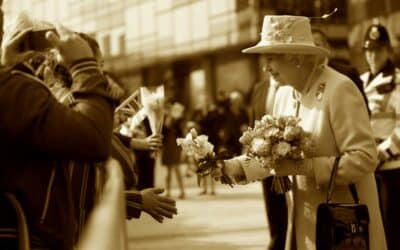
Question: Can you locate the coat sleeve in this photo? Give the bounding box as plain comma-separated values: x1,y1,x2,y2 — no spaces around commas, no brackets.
125,190,142,219
0,68,113,161
376,85,400,155
307,80,378,186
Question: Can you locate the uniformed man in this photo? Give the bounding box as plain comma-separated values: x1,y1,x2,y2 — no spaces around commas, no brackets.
361,23,400,250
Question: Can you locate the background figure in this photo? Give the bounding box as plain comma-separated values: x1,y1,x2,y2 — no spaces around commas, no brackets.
162,101,186,199
360,23,400,250
129,118,161,190
312,28,370,115
196,103,223,195
180,120,200,178
249,74,287,250
224,91,249,156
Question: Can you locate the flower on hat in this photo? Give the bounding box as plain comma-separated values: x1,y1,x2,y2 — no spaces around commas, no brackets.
266,17,296,44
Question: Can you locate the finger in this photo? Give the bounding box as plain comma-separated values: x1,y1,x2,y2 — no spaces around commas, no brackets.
149,138,162,143
155,207,174,218
158,202,178,214
221,175,234,186
46,30,61,48
18,51,35,63
152,188,165,194
7,28,32,47
157,195,176,204
149,212,164,223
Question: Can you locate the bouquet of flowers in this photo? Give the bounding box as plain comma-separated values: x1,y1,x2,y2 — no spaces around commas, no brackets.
239,115,313,193
177,128,222,186
140,85,165,135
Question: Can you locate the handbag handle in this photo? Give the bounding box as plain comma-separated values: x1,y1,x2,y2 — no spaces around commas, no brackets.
326,156,360,204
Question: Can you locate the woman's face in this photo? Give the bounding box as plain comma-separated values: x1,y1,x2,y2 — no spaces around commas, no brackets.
263,54,298,85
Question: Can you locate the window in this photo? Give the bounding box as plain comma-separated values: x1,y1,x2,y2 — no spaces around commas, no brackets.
102,34,111,57
191,0,209,40
118,33,125,55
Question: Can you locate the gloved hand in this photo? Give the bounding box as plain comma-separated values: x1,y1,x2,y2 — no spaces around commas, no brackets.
211,158,246,185
140,188,177,223
46,24,95,67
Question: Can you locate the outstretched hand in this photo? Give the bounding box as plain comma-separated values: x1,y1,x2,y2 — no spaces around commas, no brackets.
140,188,177,223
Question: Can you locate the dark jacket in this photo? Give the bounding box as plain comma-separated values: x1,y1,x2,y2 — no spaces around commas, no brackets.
0,62,113,250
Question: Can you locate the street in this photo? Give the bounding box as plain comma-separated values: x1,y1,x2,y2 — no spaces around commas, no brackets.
127,167,270,250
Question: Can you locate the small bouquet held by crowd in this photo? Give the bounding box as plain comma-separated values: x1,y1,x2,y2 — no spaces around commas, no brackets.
140,85,165,135
239,115,313,193
177,129,229,186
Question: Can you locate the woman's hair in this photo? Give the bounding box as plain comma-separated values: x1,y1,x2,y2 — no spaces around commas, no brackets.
283,54,324,68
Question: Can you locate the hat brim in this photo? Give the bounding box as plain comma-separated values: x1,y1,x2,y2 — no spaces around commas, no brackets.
242,43,330,56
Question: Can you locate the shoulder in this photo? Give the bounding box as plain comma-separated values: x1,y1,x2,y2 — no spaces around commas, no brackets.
0,71,52,104
323,67,360,94
318,67,365,110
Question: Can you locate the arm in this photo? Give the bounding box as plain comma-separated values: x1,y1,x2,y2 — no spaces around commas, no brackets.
125,188,177,223
0,67,113,161
221,81,378,186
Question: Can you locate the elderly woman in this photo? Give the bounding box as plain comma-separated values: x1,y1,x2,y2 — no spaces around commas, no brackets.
216,15,386,250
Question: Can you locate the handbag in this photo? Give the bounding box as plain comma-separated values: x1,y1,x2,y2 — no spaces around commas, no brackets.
316,157,370,250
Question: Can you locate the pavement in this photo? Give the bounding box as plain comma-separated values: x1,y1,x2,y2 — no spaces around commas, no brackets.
127,164,270,250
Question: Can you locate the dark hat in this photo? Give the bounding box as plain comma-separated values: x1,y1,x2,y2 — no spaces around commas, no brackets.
363,24,391,49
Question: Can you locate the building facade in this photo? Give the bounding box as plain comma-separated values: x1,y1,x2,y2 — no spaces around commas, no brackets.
3,0,399,110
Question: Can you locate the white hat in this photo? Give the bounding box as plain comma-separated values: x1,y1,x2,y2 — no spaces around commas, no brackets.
242,15,329,56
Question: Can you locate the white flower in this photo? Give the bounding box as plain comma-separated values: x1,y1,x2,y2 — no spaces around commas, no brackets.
250,138,271,157
283,126,302,141
273,141,291,158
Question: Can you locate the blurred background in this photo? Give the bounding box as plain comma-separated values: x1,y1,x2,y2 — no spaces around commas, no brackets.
1,0,400,111
1,1,400,249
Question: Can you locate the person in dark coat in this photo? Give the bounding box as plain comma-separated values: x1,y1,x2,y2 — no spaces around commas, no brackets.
0,19,114,250
249,77,287,250
162,101,186,198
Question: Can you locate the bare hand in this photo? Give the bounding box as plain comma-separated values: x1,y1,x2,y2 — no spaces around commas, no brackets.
46,24,95,67
130,134,163,151
1,28,35,66
140,188,177,223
